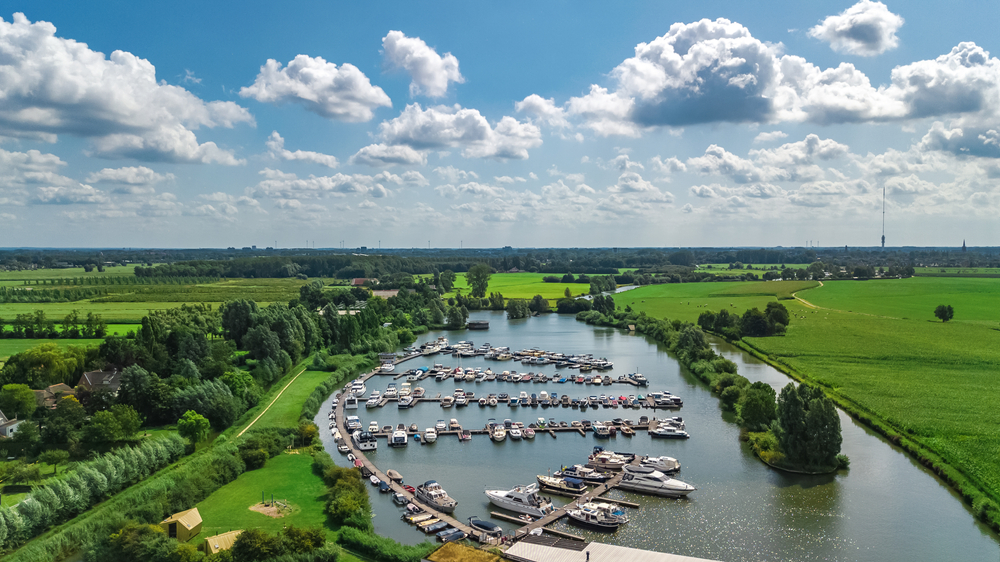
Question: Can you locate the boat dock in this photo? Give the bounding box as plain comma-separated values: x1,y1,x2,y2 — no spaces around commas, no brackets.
334,387,486,544
505,534,724,562
511,455,645,540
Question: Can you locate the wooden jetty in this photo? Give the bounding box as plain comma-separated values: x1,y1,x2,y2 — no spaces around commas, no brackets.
490,511,583,541
334,385,486,544
509,455,645,540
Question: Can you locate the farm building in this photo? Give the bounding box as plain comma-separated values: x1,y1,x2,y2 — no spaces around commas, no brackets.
77,369,123,396
32,383,76,410
0,410,23,437
160,507,202,542
202,530,242,554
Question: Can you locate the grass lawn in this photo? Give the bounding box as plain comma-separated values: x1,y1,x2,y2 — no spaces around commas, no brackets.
0,266,140,280
617,280,817,323
629,276,1000,509
254,370,331,428
194,452,330,543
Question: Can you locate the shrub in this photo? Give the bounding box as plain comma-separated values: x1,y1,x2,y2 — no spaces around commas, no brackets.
336,527,435,562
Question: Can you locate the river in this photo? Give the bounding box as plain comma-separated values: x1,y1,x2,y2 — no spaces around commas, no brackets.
316,311,998,561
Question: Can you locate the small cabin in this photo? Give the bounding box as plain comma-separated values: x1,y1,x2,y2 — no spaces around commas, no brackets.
160,507,202,542
202,529,242,554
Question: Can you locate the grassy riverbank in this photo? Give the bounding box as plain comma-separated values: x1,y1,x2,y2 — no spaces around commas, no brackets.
628,276,1000,529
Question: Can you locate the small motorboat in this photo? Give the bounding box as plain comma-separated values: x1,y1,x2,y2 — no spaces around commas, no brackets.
353,459,363,468
370,475,381,486
347,453,356,462
403,485,416,494
338,444,350,453
386,469,403,482
379,481,391,493
509,428,522,440
459,430,473,441
393,492,408,505
524,427,535,439
468,516,502,537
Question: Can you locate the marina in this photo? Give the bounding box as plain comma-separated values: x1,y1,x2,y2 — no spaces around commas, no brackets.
317,311,1000,561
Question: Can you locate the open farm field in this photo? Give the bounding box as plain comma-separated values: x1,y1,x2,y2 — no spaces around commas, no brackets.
445,272,589,301
0,266,140,280
619,280,818,323
0,302,217,324
0,338,104,360
194,452,331,542
629,276,1000,509
915,267,1000,278
802,278,1000,325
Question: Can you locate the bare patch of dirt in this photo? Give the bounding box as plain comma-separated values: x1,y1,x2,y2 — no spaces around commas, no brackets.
249,502,289,518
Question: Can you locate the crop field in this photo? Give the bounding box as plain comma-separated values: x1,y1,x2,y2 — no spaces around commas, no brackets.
445,272,589,301
0,265,141,280
618,280,818,323
194,452,332,542
629,276,1000,505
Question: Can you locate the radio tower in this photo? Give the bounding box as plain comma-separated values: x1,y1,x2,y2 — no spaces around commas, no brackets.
881,186,885,249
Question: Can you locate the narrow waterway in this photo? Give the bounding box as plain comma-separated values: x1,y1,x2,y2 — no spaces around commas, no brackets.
316,311,998,561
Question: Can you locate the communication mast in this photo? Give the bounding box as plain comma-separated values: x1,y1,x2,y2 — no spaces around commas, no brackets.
881,186,886,249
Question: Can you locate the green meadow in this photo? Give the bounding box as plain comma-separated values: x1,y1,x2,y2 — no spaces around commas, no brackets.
444,272,590,301
628,276,1000,511
619,280,818,323
194,452,331,541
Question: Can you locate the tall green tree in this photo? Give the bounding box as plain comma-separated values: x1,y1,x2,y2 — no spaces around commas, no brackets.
0,384,37,420
739,382,777,432
439,270,456,293
804,396,842,468
111,404,144,438
177,410,210,446
776,383,807,464
934,304,954,322
38,449,69,474
466,263,491,298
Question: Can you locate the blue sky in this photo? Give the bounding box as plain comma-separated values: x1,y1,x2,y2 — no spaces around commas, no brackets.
1,1,999,248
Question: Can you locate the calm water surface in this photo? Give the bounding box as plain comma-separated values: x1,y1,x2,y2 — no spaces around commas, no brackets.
316,311,998,561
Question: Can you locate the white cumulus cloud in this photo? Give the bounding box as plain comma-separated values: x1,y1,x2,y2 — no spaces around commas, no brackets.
349,143,428,167
809,1,904,57
0,13,253,164
240,55,391,122
382,31,464,98
378,104,542,160
266,132,339,168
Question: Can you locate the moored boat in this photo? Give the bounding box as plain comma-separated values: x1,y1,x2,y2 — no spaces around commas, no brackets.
484,483,555,517
415,480,458,513
617,465,695,497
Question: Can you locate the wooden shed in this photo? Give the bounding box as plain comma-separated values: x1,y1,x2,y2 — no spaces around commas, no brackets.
202,530,242,554
160,507,202,542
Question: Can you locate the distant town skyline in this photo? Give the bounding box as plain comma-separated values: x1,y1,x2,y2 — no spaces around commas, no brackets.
1,1,998,248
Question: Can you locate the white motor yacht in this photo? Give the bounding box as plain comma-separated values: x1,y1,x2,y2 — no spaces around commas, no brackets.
380,363,395,373
586,448,630,471
344,394,359,410
384,384,397,398
491,425,507,442
390,429,408,447
592,422,610,437
423,428,438,443
485,483,555,517
435,419,448,431
642,455,681,473
416,480,458,513
352,430,377,451
617,465,695,497
649,425,690,439
441,396,455,408
509,428,522,440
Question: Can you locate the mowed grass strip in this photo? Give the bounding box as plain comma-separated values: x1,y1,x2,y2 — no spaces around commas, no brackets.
194,453,330,542
253,370,332,428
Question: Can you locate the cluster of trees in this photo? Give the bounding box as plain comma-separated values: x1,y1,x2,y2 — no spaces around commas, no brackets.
0,311,108,339
0,287,109,305
0,436,186,551
698,302,790,339
576,307,845,473
591,294,615,316
505,299,531,319
3,396,146,458
0,344,98,388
